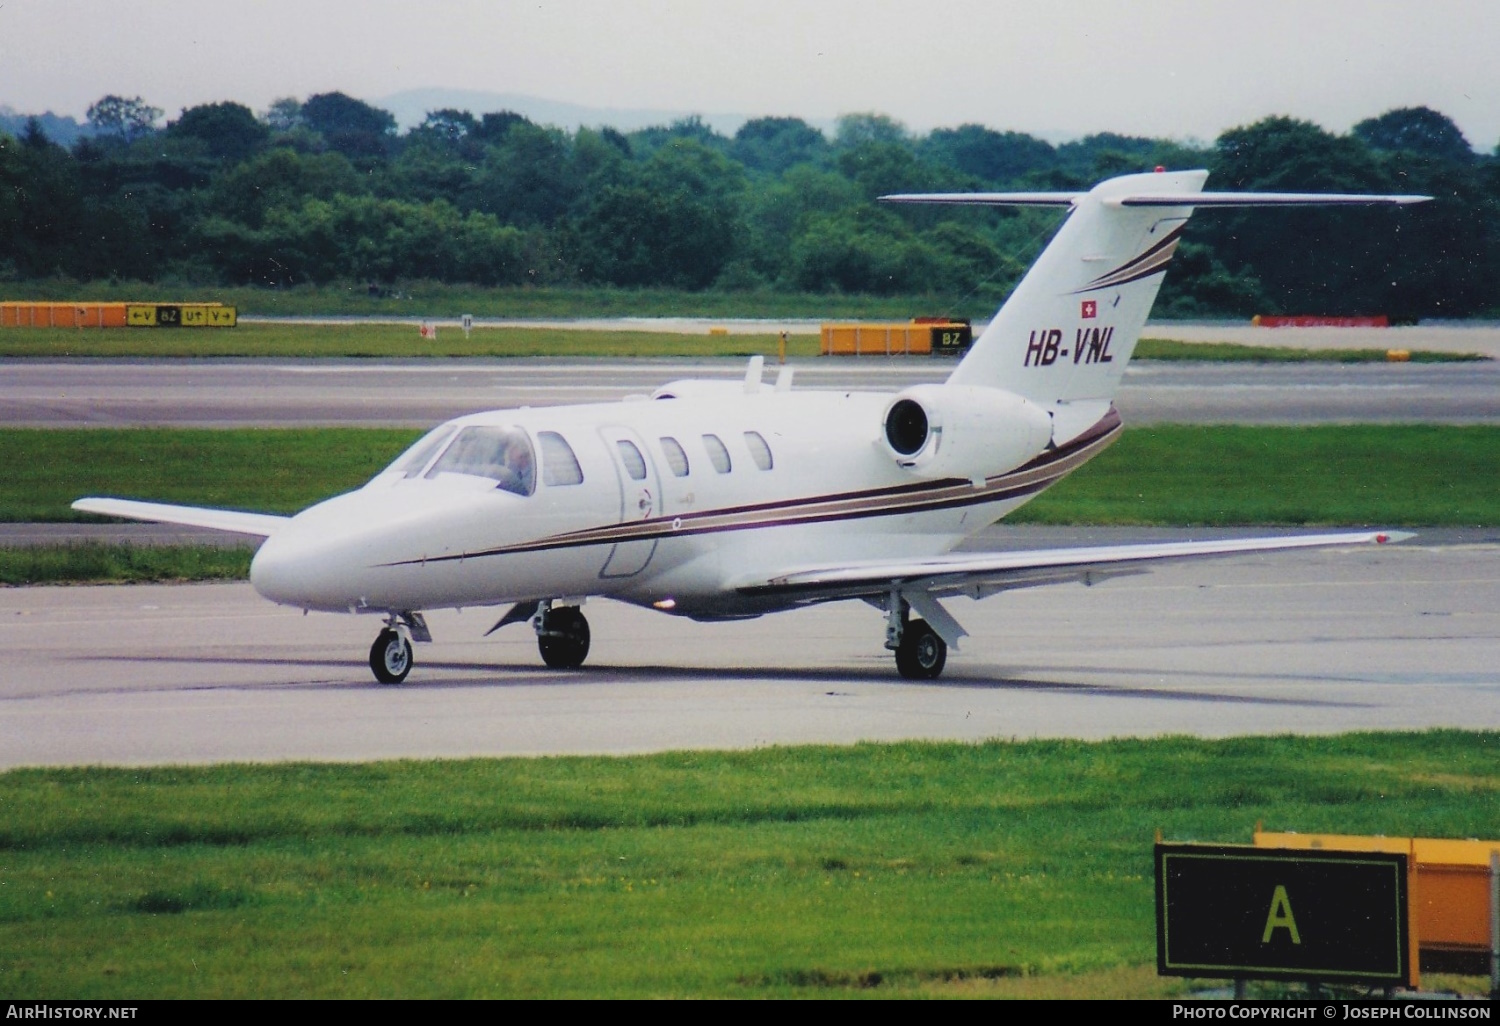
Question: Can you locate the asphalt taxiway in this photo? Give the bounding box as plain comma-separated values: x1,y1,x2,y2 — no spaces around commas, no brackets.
2,356,1498,427
3,530,1496,768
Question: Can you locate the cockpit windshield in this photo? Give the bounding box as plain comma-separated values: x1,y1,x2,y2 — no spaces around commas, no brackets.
383,425,457,479
424,425,536,496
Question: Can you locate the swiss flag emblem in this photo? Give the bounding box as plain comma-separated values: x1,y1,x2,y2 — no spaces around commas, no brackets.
1081,300,1097,319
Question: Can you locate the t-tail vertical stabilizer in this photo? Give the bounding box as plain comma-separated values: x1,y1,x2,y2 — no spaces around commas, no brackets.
947,170,1204,409
881,171,1429,442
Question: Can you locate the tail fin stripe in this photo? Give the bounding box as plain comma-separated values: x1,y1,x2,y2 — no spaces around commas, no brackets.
1074,223,1185,293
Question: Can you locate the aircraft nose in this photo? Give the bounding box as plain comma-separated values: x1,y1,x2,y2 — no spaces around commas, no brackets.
249,532,308,607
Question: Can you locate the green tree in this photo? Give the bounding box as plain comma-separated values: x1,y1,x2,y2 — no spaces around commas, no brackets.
300,92,396,163
468,122,579,226
168,102,269,162
204,148,361,228
1353,107,1474,163
573,183,734,288
922,125,1055,184
1204,117,1397,316
85,95,161,142
834,113,908,149
731,117,828,174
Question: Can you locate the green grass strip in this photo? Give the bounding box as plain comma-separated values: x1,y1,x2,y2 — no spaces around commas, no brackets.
0,733,1494,998
0,544,251,585
8,428,420,520
0,323,1483,361
1011,424,1500,526
1135,338,1486,362
13,425,1500,528
0,324,820,359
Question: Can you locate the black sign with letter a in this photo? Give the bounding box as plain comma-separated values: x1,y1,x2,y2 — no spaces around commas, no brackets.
1155,844,1411,985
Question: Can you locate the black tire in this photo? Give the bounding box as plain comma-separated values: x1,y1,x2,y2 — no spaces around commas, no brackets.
370,628,413,684
538,606,590,669
894,619,946,680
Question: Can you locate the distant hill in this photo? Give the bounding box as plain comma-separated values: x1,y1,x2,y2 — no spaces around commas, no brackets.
378,88,836,138
0,106,91,146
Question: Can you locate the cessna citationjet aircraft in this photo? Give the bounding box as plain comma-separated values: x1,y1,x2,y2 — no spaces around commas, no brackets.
75,170,1428,683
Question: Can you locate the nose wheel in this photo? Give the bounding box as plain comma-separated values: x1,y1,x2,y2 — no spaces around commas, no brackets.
370,628,413,684
537,605,590,669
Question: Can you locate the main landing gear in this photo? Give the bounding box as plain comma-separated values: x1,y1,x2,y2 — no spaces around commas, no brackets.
484,599,593,670
884,595,948,680
534,603,590,669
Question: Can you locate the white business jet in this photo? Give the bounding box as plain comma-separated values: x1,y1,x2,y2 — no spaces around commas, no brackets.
74,170,1428,683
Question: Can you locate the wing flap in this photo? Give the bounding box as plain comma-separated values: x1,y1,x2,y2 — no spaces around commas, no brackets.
72,498,290,538
735,530,1413,602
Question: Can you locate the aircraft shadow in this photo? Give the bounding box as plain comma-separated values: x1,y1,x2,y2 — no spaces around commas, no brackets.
97,653,1363,707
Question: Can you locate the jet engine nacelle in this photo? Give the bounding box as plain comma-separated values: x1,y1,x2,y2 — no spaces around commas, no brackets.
881,384,1053,479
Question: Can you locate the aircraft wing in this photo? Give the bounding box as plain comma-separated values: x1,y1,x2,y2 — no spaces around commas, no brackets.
71,498,290,538
733,530,1413,605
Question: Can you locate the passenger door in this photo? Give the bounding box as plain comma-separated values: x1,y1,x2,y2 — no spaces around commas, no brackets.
597,426,661,578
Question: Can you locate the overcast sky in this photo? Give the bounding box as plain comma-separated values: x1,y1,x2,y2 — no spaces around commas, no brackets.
3,0,1497,149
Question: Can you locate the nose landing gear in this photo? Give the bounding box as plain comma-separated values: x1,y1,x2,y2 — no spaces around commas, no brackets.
370,628,412,684
367,612,430,684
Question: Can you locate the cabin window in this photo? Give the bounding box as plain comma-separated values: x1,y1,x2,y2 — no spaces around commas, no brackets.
702,433,732,474
386,425,456,479
425,425,536,495
744,431,773,471
616,440,648,481
659,436,689,477
539,431,584,486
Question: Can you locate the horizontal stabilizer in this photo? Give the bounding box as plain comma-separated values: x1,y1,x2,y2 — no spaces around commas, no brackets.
735,530,1414,603
72,497,290,537
1116,192,1431,207
881,191,1430,208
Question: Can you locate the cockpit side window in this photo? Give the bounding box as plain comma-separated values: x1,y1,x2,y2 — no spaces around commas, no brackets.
386,425,457,479
424,425,536,496
538,431,584,486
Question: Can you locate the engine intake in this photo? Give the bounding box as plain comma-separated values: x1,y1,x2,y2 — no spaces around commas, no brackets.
880,385,1053,479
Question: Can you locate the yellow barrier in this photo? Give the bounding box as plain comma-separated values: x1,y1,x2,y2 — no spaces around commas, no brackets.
821,321,972,357
2,302,234,328
2,302,127,328
1255,829,1500,981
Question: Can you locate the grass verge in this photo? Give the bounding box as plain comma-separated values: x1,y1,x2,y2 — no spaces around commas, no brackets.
0,733,1494,998
1134,338,1486,362
0,323,1485,361
0,324,818,359
0,544,252,585
11,425,1499,526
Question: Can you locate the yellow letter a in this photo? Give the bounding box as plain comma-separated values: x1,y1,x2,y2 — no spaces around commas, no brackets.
1261,884,1301,944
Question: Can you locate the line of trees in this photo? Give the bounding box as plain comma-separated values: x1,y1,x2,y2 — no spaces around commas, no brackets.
2,92,1497,319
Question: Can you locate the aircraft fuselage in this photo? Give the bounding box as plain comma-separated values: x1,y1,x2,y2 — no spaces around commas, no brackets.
248,386,1104,620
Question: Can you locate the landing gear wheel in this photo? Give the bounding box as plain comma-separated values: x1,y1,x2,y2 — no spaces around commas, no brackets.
538,606,590,669
370,628,413,684
895,619,946,680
